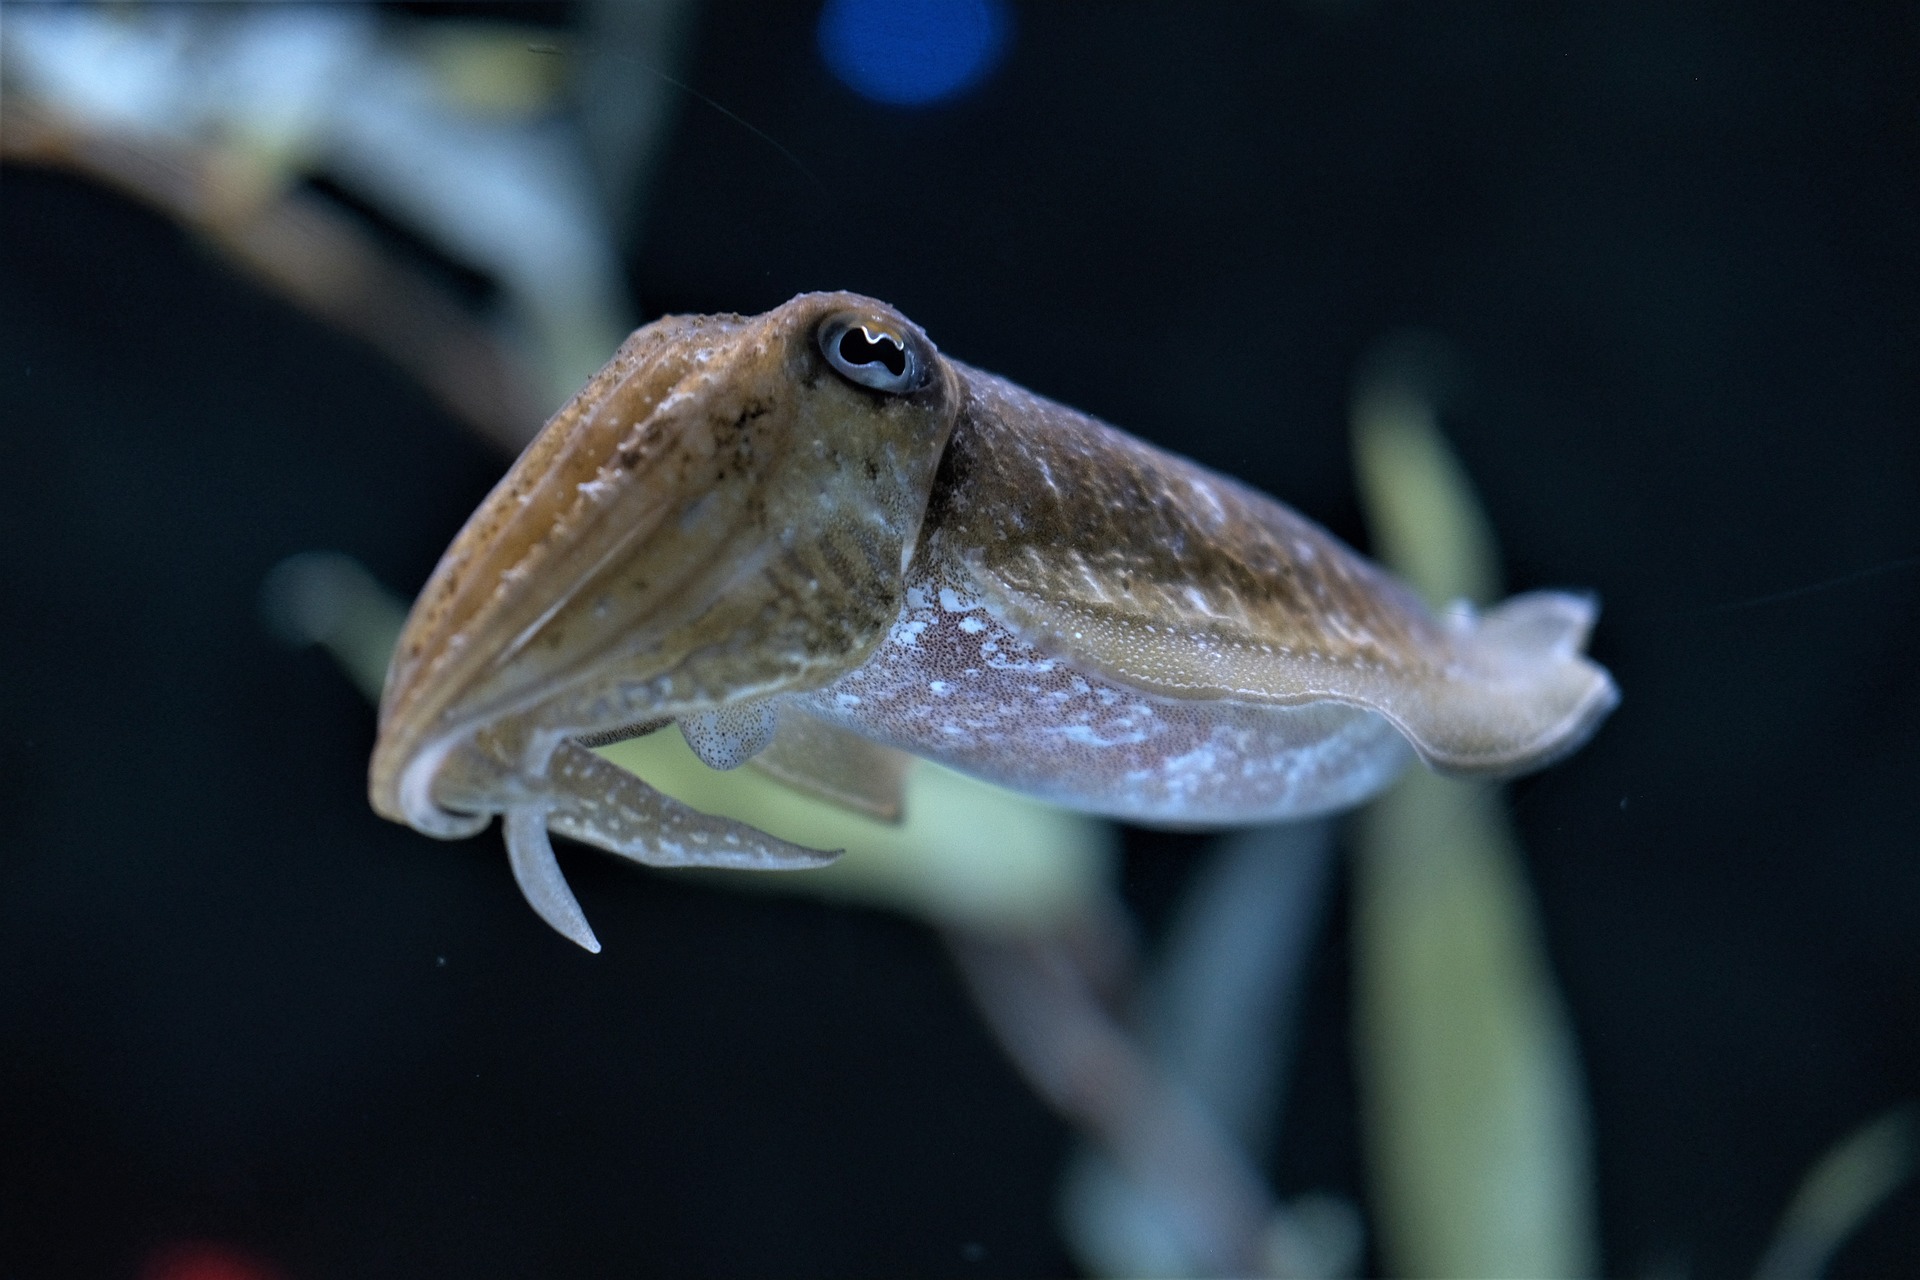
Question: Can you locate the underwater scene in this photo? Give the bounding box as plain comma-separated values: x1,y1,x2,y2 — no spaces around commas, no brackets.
2,2,1915,1276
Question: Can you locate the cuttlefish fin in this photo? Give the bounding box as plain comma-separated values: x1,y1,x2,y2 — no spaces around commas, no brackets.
748,708,913,823
968,549,1617,780
1385,591,1619,775
501,740,839,951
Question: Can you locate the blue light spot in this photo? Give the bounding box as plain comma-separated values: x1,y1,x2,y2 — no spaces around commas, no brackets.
817,0,1010,108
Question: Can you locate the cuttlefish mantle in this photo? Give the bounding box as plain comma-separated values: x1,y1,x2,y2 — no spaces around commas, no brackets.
369,291,1618,951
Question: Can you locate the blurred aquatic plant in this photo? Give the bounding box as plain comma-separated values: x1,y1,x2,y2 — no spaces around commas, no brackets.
1056,820,1363,1279
597,729,1114,935
1752,1106,1916,1280
1,0,672,448
261,553,409,705
1349,335,1600,1278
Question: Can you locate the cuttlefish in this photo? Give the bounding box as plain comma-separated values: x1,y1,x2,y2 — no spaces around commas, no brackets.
370,292,1618,952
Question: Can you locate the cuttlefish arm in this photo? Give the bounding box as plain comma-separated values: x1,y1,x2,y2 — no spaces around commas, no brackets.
932,363,1619,776
369,294,962,949
509,739,848,953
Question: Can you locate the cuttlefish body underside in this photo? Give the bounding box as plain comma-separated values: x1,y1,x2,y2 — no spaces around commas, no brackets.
369,292,1618,952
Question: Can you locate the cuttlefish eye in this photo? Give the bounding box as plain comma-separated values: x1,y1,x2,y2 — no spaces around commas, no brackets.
818,313,926,393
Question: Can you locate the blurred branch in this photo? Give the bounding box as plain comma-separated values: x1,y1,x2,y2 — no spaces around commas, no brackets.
1753,1105,1916,1280
950,925,1283,1277
260,552,410,703
2,87,544,453
1057,823,1361,1279
1,3,683,452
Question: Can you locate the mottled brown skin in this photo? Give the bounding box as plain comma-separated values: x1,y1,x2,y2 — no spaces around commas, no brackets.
369,291,1616,951
929,369,1615,775
935,365,1442,682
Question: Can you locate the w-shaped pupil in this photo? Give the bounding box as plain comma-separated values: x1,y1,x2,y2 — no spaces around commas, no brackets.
839,327,908,377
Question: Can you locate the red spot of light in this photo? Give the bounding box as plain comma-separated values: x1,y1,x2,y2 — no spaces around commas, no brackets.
141,1240,289,1280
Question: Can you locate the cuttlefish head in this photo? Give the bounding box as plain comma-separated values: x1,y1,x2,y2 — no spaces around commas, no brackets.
368,292,961,948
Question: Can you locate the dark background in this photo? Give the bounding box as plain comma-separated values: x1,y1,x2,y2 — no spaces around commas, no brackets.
3,1,1917,1276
